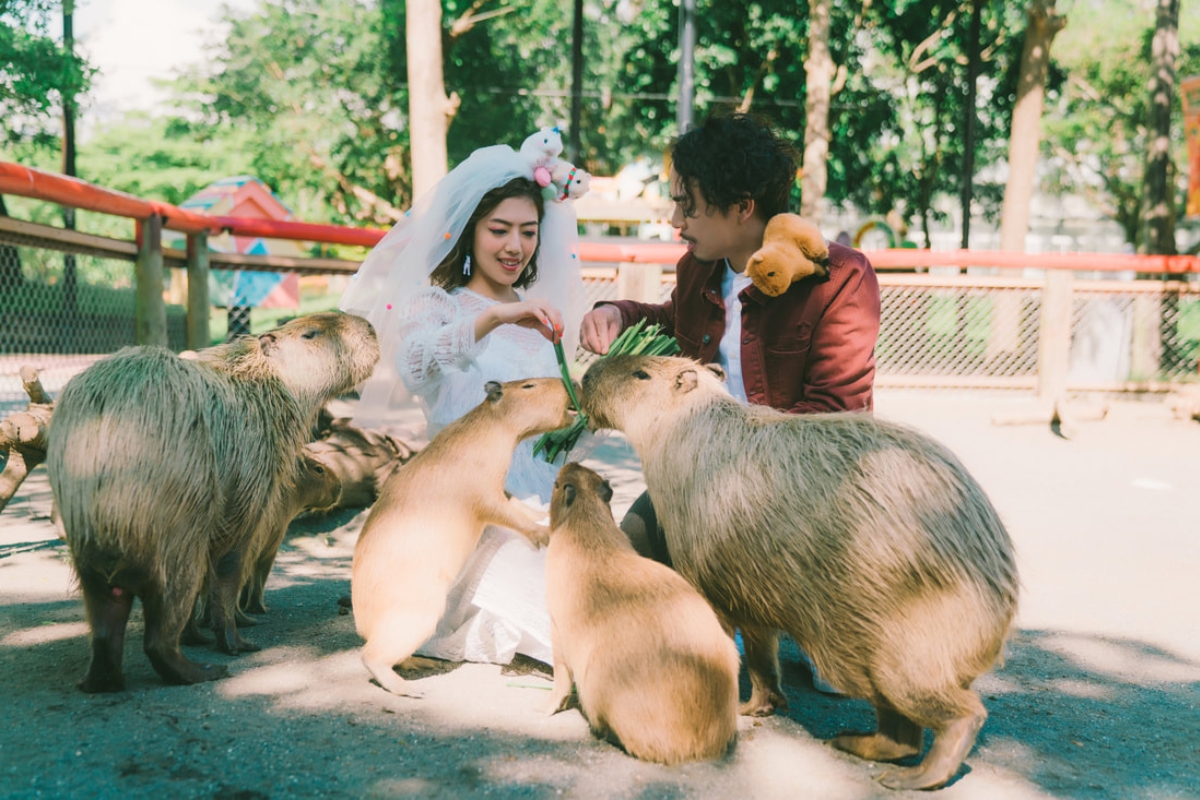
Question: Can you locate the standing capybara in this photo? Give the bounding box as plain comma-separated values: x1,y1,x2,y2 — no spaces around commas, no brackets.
352,377,573,697
580,355,1018,791
545,462,739,765
47,312,378,692
239,451,344,617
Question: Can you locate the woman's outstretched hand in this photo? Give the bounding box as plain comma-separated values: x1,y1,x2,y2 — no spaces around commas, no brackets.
477,299,564,344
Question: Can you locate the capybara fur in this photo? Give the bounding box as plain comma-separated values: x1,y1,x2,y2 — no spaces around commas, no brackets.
47,312,378,692
306,416,416,509
239,451,343,616
580,355,1018,791
545,463,739,765
352,377,574,696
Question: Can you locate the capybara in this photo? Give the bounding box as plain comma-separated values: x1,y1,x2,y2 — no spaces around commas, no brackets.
47,312,378,692
545,462,739,765
239,451,343,616
352,377,573,697
580,355,1018,791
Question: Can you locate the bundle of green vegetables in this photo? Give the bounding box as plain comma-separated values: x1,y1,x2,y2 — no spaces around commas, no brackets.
533,318,681,463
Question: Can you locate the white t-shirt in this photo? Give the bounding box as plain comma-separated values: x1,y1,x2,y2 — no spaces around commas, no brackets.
716,260,753,404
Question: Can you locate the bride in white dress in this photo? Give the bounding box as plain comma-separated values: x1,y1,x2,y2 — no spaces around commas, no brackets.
340,133,587,667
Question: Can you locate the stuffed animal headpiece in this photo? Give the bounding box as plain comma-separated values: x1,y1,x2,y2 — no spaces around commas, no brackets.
550,160,590,202
745,213,830,297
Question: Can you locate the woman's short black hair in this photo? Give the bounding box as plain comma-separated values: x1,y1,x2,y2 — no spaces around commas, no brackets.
671,113,797,220
429,177,546,290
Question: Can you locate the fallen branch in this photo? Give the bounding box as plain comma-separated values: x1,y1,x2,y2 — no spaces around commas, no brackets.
0,366,54,513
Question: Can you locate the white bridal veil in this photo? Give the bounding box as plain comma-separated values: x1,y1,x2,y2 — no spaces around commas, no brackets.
339,130,589,428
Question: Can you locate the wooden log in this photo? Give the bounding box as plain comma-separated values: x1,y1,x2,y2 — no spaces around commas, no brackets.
0,367,54,513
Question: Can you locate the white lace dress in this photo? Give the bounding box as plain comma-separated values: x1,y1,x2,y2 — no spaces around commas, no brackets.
392,286,560,665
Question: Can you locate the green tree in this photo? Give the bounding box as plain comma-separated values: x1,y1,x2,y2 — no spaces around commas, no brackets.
1041,0,1200,250
0,0,92,144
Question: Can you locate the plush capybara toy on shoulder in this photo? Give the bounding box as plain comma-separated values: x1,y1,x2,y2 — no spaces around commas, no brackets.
47,312,378,692
744,213,829,297
352,377,574,697
580,355,1018,791
545,462,739,765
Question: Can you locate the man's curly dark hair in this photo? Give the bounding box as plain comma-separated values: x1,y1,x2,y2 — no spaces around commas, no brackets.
671,113,797,220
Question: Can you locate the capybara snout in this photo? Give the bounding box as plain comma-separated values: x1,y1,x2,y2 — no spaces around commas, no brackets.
581,355,725,432
254,312,379,405
550,462,614,523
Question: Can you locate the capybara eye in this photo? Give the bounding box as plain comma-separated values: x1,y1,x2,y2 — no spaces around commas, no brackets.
302,329,321,340
522,382,536,388
633,370,651,380
767,271,776,277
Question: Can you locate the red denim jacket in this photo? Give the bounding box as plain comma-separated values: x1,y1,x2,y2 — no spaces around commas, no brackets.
601,242,880,414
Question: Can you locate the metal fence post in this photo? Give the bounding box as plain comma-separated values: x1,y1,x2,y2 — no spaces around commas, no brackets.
135,214,167,347
186,231,211,350
1036,268,1073,401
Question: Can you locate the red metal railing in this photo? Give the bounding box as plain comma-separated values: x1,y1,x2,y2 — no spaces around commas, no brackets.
2,160,1199,274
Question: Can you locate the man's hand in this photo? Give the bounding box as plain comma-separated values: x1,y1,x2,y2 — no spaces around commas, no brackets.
579,305,623,354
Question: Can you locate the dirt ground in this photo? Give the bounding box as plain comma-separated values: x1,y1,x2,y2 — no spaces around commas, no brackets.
2,389,1198,800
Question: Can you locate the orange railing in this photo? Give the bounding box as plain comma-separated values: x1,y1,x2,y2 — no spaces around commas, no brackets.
4,160,1200,274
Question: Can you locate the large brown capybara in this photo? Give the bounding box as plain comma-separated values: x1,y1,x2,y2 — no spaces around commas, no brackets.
352,378,573,697
545,462,739,765
47,312,378,692
580,355,1019,791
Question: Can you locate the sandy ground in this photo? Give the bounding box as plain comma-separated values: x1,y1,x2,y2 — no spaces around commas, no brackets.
2,389,1198,800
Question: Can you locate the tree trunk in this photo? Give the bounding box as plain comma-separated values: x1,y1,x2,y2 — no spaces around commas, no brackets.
1139,0,1179,256
406,0,454,199
800,0,834,223
0,367,54,514
990,0,1067,364
959,0,982,250
998,0,1067,253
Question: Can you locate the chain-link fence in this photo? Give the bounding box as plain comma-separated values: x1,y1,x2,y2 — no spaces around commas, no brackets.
0,227,187,411
5,236,1199,412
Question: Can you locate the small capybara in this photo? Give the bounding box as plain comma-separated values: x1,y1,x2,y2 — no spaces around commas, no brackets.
239,451,343,616
545,462,739,765
47,312,378,692
580,355,1019,791
352,377,573,696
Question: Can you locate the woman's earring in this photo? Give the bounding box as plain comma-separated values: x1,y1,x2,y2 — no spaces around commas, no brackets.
463,255,472,276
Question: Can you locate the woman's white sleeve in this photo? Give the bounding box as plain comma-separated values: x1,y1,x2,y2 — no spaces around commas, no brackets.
394,289,486,393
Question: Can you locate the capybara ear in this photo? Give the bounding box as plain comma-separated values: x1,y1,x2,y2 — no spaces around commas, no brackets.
675,369,700,394
258,332,277,354
485,381,503,402
598,479,613,505
562,483,577,507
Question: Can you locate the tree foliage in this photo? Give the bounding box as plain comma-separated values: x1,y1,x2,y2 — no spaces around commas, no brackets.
3,0,1197,253
0,0,93,144
1041,0,1200,250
